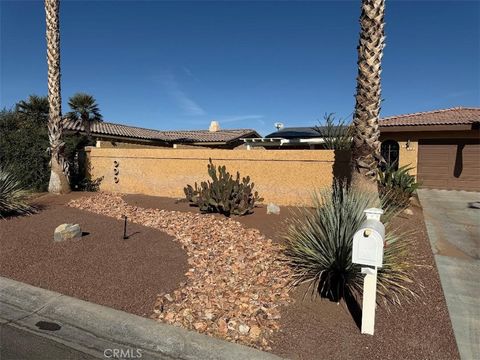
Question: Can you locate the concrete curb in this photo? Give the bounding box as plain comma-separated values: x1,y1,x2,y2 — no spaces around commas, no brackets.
0,277,282,360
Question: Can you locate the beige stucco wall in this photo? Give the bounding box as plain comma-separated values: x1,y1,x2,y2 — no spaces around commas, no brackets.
397,140,418,175
86,148,350,206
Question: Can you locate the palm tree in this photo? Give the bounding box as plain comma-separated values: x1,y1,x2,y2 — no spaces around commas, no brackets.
351,0,386,193
67,93,103,139
45,0,70,194
15,95,49,123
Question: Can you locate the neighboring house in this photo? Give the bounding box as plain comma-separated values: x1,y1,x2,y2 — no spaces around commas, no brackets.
244,106,480,191
243,126,348,149
380,107,479,191
63,119,260,149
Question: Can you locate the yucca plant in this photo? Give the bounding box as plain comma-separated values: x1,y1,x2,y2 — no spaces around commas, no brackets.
284,182,417,306
378,162,419,210
0,166,34,218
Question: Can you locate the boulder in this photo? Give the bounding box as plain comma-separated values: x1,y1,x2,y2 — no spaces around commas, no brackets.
54,223,82,242
266,203,280,215
403,208,414,216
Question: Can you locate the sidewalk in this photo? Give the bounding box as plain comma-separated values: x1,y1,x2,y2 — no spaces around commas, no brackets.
0,276,281,360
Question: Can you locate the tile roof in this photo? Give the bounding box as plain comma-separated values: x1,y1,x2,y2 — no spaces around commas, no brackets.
379,107,480,127
63,119,166,140
62,119,259,143
158,129,260,142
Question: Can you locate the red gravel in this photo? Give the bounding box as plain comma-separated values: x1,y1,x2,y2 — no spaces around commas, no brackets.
0,193,459,359
0,193,188,317
123,194,459,360
68,193,291,350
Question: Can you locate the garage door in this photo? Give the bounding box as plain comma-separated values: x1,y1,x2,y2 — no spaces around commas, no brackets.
418,139,480,191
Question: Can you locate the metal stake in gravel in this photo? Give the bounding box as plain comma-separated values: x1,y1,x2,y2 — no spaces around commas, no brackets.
123,216,129,240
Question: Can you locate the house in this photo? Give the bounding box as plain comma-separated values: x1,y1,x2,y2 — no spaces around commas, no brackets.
242,126,349,149
380,107,479,191
63,119,260,149
244,107,480,191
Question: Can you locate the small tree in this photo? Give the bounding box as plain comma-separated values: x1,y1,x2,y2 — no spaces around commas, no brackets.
67,93,103,139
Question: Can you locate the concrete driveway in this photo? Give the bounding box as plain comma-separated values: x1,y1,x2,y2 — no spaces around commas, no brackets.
418,189,480,360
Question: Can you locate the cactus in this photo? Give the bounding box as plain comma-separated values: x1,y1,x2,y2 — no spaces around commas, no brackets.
184,159,263,216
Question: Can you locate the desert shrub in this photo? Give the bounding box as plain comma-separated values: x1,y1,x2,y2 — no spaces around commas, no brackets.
0,108,50,191
1,95,102,192
0,166,34,218
378,163,419,210
184,159,263,216
314,113,353,150
284,182,416,306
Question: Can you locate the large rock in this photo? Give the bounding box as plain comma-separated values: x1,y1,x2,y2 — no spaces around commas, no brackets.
266,203,280,215
54,223,82,242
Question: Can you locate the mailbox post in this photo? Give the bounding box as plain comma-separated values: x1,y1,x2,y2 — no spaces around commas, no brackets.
352,208,385,335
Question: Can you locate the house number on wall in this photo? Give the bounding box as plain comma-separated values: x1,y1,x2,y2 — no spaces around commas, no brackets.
113,160,120,183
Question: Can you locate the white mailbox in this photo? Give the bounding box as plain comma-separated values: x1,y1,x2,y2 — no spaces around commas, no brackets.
352,208,385,268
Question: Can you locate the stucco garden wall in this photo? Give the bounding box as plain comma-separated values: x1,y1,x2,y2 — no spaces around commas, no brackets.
86,148,350,206
397,140,419,175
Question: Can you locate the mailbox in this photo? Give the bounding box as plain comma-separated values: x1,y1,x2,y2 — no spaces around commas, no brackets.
352,208,385,268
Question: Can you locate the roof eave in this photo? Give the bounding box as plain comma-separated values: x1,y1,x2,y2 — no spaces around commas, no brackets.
380,123,475,132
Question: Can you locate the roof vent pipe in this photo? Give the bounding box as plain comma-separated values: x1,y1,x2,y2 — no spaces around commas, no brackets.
209,121,220,132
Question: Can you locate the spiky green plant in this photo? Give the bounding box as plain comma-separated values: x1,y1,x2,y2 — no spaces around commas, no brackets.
284,182,417,306
314,113,353,150
378,162,419,210
0,167,34,218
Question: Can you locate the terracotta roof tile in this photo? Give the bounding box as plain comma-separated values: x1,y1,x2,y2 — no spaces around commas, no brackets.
380,107,480,127
62,119,259,143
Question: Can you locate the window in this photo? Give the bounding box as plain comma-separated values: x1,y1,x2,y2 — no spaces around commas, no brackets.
381,140,399,169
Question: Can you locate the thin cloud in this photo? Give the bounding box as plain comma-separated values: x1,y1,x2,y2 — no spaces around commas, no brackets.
161,71,206,116
219,115,264,123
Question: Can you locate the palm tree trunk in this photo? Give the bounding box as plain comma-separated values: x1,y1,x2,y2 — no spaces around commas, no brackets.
351,0,386,194
45,0,70,194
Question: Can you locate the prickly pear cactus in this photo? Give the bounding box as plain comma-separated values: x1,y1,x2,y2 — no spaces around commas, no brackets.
183,159,264,216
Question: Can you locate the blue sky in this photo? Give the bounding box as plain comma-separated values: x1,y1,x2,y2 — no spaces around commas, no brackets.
1,1,479,136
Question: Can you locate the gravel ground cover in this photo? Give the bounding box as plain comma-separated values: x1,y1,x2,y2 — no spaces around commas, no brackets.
122,194,459,360
69,193,292,350
0,192,459,359
0,193,188,316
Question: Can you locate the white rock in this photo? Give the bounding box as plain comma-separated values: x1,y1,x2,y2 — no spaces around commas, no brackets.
204,311,215,320
267,203,280,215
239,324,250,335
403,208,414,216
54,223,82,242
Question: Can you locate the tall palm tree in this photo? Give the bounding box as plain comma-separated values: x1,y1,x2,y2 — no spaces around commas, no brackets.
67,93,103,139
351,0,386,193
45,0,70,194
